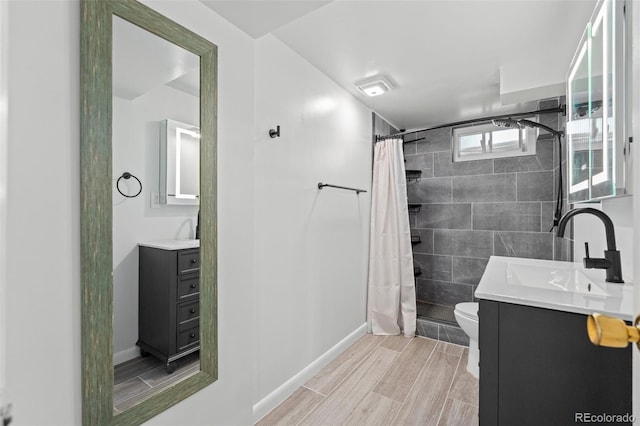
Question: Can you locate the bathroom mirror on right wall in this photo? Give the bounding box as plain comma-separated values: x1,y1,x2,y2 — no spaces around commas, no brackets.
566,0,630,203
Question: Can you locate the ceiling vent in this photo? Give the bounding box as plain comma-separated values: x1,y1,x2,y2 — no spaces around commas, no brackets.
355,74,394,97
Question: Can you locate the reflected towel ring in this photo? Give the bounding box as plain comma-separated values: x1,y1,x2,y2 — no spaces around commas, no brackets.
116,172,142,198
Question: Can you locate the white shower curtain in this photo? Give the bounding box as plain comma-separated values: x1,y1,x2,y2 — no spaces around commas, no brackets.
367,138,416,337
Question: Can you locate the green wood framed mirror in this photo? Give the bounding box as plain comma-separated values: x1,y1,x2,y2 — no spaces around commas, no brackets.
80,0,217,424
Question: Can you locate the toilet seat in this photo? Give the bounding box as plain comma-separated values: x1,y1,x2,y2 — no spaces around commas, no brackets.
455,302,478,320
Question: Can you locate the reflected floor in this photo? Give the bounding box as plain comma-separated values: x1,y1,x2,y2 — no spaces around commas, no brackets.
113,351,200,414
417,301,456,325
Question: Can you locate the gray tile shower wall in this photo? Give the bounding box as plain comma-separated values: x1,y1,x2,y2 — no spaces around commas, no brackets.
373,112,399,138
416,317,470,345
405,98,573,309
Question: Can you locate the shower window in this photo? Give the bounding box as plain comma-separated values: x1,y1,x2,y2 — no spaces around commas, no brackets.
452,120,537,162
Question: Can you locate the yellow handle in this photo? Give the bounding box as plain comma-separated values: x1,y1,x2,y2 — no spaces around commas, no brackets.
587,313,640,349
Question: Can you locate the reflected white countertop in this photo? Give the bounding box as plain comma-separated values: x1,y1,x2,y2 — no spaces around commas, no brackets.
475,256,634,321
138,239,200,250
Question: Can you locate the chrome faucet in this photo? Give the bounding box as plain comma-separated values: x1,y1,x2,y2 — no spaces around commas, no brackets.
556,208,623,283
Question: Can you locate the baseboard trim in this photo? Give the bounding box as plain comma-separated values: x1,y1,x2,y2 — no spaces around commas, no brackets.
113,345,139,366
252,323,367,423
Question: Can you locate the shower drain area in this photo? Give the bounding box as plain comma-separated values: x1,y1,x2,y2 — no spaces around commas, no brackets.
416,301,469,346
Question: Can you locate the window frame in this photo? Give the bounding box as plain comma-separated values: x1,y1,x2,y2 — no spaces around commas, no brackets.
451,119,538,162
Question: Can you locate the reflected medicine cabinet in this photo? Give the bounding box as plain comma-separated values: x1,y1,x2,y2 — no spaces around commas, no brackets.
566,0,629,203
160,118,200,205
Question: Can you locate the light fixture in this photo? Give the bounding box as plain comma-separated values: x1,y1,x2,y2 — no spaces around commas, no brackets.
355,74,394,97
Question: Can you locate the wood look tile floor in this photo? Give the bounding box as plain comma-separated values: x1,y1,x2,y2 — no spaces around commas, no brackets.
113,352,200,413
257,335,478,426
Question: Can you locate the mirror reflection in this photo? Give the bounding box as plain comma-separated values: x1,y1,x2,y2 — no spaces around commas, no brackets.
589,1,614,198
567,0,623,203
160,118,201,205
112,15,201,413
567,27,590,202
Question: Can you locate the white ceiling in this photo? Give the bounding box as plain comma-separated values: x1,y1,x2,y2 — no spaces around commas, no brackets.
199,0,333,38
113,16,199,100
202,0,596,130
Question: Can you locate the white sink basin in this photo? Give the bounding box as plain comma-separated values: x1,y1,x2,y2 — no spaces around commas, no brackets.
506,262,608,297
476,256,633,320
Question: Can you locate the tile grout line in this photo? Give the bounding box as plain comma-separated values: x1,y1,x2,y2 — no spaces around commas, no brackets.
113,379,155,412
340,346,402,425
302,385,327,398
448,395,479,409
386,340,440,425
435,350,465,425
295,390,332,425
305,337,385,397
272,387,325,426
138,376,154,388
295,337,386,426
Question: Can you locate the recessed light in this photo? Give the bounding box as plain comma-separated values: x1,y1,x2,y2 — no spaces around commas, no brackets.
355,74,394,97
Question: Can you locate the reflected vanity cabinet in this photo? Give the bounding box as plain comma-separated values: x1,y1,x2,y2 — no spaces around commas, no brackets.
137,242,200,373
566,0,630,203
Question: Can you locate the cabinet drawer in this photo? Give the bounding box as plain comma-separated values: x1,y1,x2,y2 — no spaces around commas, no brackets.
177,300,199,324
177,275,199,300
177,325,199,351
178,249,200,275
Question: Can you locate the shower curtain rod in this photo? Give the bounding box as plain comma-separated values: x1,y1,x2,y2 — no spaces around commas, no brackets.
375,105,566,142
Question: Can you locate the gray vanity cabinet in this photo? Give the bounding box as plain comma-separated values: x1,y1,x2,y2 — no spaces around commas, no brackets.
137,246,200,373
479,300,631,425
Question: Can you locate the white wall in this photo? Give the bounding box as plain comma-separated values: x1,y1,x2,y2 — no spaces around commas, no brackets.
6,1,373,424
0,0,7,410
112,85,199,363
253,35,372,420
6,2,81,423
5,0,257,424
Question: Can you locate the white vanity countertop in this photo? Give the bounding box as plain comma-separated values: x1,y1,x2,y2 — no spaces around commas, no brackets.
138,239,200,250
475,256,634,321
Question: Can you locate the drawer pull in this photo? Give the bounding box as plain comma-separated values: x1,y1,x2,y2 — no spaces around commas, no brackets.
191,259,197,264
189,333,196,338
190,283,197,289
190,308,196,314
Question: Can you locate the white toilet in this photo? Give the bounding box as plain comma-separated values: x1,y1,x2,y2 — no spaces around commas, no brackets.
454,302,479,378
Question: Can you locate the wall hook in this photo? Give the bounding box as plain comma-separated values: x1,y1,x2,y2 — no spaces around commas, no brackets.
269,125,280,138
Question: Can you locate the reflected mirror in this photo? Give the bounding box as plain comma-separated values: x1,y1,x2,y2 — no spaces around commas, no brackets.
160,119,201,205
567,0,627,203
81,0,217,424
112,13,201,413
589,0,615,199
567,26,590,203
